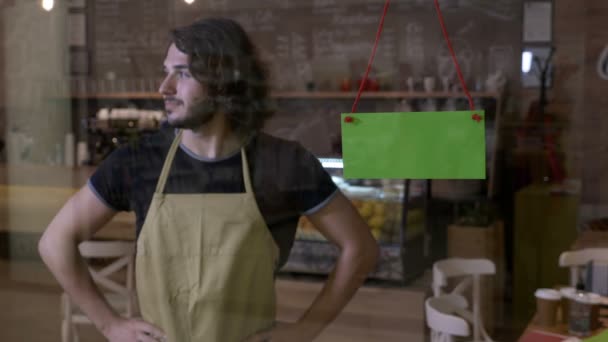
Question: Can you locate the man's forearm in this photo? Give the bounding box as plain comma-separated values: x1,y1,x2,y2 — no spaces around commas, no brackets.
39,233,120,333
295,243,378,339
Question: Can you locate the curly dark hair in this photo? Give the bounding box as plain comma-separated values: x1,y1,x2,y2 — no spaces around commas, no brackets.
170,17,274,134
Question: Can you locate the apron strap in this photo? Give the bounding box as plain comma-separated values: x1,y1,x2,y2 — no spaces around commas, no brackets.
155,129,183,194
240,148,254,195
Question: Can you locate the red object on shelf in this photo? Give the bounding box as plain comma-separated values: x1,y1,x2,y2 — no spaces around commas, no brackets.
357,78,370,91
369,79,380,91
472,113,483,122
340,78,352,92
344,116,354,123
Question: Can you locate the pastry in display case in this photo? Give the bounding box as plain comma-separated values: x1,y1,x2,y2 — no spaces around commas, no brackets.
283,158,430,284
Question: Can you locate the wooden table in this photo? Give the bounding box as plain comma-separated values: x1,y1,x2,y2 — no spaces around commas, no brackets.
518,315,607,341
0,164,136,245
0,163,95,188
518,287,608,342
0,185,136,240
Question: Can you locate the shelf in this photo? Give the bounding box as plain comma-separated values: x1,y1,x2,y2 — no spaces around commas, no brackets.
71,91,501,100
282,239,405,282
272,91,501,99
88,127,158,134
72,92,162,100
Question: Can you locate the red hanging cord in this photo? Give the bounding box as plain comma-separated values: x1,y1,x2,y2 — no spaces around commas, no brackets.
432,0,475,110
350,0,390,113
352,0,475,113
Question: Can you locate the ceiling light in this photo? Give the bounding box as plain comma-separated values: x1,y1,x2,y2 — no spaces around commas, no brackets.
42,0,54,11
522,51,533,73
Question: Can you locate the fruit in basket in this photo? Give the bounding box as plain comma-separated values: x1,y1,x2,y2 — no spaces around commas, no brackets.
297,216,324,241
297,216,306,229
298,216,315,231
373,202,386,216
348,198,394,240
351,199,363,208
368,215,385,231
357,201,374,219
371,228,381,240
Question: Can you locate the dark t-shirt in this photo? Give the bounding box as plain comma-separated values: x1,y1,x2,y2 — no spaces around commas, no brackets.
89,128,337,267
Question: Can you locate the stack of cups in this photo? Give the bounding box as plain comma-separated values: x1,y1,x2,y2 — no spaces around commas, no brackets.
535,289,562,327
549,287,603,336
568,291,602,337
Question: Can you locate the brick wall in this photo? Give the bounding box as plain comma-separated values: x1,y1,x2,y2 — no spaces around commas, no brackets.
519,0,607,206
581,0,608,204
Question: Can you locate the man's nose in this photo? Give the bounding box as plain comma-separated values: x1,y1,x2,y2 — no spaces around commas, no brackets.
158,74,176,95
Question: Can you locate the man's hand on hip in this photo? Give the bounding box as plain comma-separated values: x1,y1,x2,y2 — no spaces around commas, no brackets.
102,317,166,342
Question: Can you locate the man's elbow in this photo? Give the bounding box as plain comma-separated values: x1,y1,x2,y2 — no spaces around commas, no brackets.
38,231,53,262
38,227,72,263
347,236,379,273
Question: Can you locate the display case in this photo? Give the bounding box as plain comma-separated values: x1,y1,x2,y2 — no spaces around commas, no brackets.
281,157,431,284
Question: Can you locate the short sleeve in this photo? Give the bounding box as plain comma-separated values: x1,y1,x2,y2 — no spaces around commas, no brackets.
289,143,338,215
88,146,133,212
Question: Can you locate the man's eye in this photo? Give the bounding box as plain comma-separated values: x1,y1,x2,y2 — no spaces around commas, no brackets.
177,71,191,78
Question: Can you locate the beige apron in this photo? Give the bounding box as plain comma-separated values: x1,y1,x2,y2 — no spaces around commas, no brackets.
136,130,279,342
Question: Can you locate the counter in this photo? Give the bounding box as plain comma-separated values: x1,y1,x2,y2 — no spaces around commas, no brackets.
0,164,136,260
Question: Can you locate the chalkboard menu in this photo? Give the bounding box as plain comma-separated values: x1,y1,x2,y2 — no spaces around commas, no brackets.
91,0,522,91
92,0,172,79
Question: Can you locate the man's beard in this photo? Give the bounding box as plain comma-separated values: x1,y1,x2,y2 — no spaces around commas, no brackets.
168,98,219,130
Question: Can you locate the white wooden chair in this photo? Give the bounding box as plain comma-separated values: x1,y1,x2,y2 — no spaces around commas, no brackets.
559,248,608,286
432,258,496,342
425,294,470,342
61,241,136,342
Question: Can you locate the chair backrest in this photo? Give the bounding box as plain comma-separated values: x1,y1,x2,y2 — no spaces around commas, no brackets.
433,258,496,296
559,248,608,286
425,296,470,338
78,241,136,300
432,258,496,342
